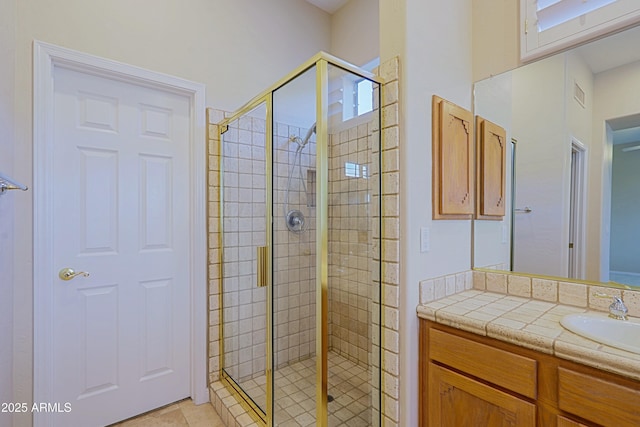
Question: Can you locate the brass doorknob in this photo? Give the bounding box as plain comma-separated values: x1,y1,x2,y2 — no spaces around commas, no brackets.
58,268,90,281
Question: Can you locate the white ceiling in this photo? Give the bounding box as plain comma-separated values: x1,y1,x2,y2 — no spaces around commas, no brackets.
575,24,640,74
304,0,349,14
576,25,640,142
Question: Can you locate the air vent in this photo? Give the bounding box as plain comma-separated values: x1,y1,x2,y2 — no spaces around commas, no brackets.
574,81,585,108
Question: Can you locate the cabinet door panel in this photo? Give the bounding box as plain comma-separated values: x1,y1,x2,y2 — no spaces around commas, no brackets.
429,363,536,427
432,96,474,219
557,415,588,427
476,117,506,219
429,328,537,399
558,367,640,426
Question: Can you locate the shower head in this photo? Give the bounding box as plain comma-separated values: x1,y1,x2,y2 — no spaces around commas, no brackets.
288,123,316,149
301,123,316,147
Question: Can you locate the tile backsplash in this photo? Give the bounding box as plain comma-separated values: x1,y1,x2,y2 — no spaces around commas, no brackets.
420,269,640,317
419,271,473,304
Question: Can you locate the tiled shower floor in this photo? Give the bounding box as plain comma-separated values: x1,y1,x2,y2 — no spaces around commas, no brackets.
235,351,372,426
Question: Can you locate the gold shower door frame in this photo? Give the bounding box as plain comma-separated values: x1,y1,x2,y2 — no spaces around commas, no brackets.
218,91,273,425
218,52,383,427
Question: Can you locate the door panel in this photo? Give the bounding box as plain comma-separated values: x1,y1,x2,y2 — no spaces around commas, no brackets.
76,285,119,399
49,65,191,426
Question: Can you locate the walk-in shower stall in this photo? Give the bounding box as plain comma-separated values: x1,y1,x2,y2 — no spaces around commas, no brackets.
217,53,382,426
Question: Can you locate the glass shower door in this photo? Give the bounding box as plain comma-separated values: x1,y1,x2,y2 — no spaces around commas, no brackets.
271,65,319,426
220,101,269,420
269,61,381,426
324,63,381,426
217,54,382,427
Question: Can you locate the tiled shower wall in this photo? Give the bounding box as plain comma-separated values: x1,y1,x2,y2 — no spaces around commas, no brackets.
378,57,401,426
210,113,319,384
273,122,317,368
210,112,378,380
219,113,268,383
328,121,376,367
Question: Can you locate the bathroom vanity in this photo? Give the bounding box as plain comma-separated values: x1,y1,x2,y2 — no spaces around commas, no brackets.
417,291,640,427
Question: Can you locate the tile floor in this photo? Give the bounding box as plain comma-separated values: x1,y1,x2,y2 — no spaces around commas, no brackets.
114,352,372,427
234,351,372,426
110,398,225,427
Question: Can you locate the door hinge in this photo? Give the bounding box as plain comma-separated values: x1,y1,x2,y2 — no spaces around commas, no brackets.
525,19,529,35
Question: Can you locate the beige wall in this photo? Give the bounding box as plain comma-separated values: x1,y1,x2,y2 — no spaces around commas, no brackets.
473,71,513,270
0,0,16,423
472,0,520,82
331,0,380,66
16,0,331,112
510,54,569,277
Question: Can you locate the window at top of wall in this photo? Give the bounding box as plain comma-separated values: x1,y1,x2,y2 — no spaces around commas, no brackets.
356,79,373,116
521,0,640,61
344,162,368,179
342,58,379,122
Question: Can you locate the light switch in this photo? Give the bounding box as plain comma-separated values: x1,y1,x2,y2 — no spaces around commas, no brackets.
420,227,430,252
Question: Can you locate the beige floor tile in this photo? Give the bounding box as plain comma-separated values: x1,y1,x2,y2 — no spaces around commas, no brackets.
181,402,225,427
118,409,188,427
114,399,223,427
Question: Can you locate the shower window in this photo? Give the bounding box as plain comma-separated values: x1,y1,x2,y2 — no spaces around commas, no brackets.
356,79,374,115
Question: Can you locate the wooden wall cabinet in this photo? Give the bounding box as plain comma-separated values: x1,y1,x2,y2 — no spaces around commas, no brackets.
432,96,474,219
419,319,640,427
476,116,507,219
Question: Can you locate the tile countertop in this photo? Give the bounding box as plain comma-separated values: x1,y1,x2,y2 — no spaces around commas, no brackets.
416,290,640,382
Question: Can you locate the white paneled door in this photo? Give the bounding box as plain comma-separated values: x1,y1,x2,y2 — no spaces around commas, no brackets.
48,65,191,426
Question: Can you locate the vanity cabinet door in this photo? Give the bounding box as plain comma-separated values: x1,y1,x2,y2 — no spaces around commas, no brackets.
558,367,640,426
429,362,536,427
429,328,537,399
557,415,588,427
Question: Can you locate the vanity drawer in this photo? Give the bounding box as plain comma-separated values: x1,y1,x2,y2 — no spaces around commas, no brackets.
429,328,537,399
558,367,640,426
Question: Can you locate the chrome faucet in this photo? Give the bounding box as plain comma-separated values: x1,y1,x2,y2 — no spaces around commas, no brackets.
594,293,628,320
608,296,629,320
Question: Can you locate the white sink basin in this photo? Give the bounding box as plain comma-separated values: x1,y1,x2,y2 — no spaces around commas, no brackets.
560,312,640,355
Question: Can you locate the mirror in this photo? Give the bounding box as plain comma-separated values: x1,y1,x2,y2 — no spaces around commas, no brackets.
473,24,640,289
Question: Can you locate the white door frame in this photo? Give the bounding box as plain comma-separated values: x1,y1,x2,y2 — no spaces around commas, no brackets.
569,137,587,280
33,41,208,425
